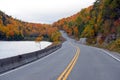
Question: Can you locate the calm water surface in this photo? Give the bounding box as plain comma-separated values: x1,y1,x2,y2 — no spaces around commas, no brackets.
0,41,52,59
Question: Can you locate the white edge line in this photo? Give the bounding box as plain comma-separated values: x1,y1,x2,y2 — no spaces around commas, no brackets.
101,49,120,62
0,48,60,76
76,44,120,62
93,46,120,62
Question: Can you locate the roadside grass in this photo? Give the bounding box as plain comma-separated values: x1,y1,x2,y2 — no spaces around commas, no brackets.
86,38,120,54
106,39,120,53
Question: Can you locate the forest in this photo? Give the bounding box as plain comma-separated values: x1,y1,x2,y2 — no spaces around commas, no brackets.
0,11,61,42
0,0,120,52
53,0,120,52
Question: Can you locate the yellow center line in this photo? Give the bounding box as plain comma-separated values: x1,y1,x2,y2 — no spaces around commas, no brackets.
57,42,80,80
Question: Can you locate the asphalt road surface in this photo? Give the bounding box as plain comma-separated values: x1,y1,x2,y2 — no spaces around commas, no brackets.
0,31,120,80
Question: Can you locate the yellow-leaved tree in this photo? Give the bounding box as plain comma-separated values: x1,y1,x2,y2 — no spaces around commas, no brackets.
35,36,43,49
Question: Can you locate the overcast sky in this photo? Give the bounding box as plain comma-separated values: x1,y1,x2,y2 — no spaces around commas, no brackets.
0,0,96,24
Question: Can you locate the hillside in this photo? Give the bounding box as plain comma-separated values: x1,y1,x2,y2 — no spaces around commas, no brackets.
53,0,120,52
0,11,61,42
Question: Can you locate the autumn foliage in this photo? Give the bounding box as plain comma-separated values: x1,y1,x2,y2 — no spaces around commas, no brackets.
0,11,61,42
53,0,120,45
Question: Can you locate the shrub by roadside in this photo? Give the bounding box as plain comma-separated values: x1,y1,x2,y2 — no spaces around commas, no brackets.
107,39,120,53
86,38,120,54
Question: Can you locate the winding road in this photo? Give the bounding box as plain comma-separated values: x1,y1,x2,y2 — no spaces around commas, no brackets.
0,31,120,80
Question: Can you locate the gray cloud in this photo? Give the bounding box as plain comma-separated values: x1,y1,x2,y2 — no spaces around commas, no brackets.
0,0,96,24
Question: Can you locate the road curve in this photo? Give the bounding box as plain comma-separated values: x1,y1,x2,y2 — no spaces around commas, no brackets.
57,42,80,80
0,31,120,80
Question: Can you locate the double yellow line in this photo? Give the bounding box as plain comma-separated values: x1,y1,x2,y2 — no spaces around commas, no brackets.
57,42,80,80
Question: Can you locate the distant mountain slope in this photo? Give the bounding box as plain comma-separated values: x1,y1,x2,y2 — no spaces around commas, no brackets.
0,11,61,42
53,0,120,41
53,6,93,39
53,0,120,52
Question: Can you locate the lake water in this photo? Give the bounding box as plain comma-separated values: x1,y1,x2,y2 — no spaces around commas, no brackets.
0,41,52,59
